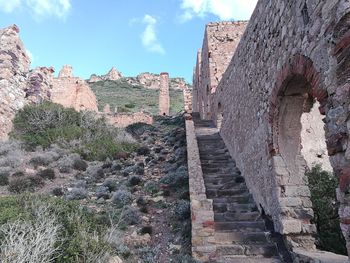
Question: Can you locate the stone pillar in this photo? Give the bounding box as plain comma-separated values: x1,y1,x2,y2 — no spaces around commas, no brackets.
159,72,170,116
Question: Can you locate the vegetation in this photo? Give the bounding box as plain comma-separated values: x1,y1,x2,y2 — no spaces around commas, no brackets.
306,165,347,255
90,79,184,115
10,102,137,161
0,195,115,262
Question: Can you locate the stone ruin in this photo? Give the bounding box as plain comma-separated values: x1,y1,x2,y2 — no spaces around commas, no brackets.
159,72,170,116
51,65,98,112
190,0,350,261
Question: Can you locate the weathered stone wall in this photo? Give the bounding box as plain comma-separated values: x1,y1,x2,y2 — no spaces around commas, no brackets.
193,0,350,254
26,66,55,104
105,111,153,128
193,22,247,120
51,65,98,112
183,86,192,113
159,72,170,116
0,25,30,140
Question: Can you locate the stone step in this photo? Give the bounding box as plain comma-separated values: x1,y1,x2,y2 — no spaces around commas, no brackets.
205,182,244,190
213,203,258,213
214,212,261,222
207,188,249,198
215,221,265,232
216,244,278,257
214,232,270,245
212,195,252,204
216,256,281,263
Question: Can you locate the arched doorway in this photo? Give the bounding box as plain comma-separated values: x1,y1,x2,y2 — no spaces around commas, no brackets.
269,55,331,249
217,102,223,129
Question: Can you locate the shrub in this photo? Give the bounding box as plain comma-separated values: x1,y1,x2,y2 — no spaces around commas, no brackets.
121,206,140,225
160,170,188,190
73,158,88,171
175,200,190,221
37,168,55,180
144,181,159,195
0,195,114,262
11,102,137,161
0,169,10,186
306,165,347,255
65,188,88,201
111,190,132,208
129,175,142,186
0,203,60,263
8,176,44,193
103,178,118,192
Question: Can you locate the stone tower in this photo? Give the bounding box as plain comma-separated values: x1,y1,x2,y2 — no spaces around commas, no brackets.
159,72,170,116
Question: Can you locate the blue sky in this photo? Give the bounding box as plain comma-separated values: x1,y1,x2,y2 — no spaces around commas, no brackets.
0,0,257,83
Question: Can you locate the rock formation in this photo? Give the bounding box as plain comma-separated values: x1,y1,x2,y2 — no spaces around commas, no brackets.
58,64,73,78
88,68,190,91
88,67,122,83
51,65,98,112
0,25,30,140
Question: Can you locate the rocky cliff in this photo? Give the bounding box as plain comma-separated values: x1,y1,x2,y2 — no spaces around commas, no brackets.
0,25,30,140
88,68,189,91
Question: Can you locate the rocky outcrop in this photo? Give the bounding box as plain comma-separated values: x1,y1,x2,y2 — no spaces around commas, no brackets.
88,67,122,83
127,72,188,91
0,25,30,140
51,65,98,112
88,69,189,91
58,65,73,78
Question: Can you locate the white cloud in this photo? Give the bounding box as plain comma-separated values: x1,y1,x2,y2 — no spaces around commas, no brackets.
0,0,21,13
0,0,71,20
179,0,257,22
141,15,165,55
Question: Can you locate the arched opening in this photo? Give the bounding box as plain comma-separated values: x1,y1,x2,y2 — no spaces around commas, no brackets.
217,102,223,129
271,73,333,249
273,75,330,178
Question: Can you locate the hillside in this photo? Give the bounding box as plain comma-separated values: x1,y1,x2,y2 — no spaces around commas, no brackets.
89,79,184,115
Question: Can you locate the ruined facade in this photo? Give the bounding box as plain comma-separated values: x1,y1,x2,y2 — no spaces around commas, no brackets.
51,65,98,112
159,72,170,116
193,0,350,257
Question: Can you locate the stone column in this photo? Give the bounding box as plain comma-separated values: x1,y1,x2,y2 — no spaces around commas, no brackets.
159,72,170,116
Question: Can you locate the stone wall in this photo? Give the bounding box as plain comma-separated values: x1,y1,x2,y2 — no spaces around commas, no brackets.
193,0,350,254
51,65,98,112
0,25,30,140
159,72,170,116
183,86,193,114
105,111,153,128
193,21,247,120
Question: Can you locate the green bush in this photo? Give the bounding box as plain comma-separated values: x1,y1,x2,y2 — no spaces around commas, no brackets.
306,165,347,255
0,195,114,262
11,102,137,161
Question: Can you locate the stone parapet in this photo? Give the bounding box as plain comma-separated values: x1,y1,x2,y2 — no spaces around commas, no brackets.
185,118,215,262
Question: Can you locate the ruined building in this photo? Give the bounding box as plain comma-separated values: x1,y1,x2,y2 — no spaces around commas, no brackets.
159,72,170,116
189,0,350,262
0,25,98,140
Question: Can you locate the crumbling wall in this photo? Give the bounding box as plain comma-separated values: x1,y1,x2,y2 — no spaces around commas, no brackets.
194,0,350,254
0,25,30,140
51,65,98,112
106,112,153,127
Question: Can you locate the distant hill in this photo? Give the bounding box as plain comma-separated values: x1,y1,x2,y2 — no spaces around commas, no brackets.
89,79,184,115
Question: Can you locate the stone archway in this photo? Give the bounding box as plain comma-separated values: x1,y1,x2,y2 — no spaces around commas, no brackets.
269,55,329,249
216,102,223,129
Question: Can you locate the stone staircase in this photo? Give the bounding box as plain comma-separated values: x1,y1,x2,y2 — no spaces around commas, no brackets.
193,115,282,263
